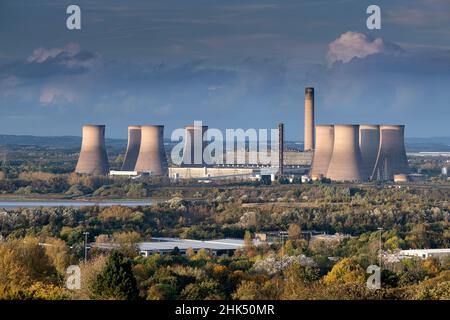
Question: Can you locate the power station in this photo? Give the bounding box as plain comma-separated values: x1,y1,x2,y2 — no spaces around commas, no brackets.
74,86,410,182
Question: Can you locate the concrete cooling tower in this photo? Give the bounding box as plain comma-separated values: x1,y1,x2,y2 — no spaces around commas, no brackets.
326,125,365,181
182,124,208,167
372,125,410,180
304,87,315,151
310,125,334,179
359,125,380,180
121,125,141,171
75,125,109,175
134,125,168,175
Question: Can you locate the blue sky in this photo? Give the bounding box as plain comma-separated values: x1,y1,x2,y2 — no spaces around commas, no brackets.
0,0,449,138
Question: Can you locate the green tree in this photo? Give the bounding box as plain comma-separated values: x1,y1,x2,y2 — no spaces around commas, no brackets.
180,280,223,300
323,258,366,285
91,251,139,300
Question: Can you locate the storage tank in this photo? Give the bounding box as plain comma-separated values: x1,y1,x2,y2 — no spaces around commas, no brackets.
75,124,110,175
326,125,365,181
134,125,168,175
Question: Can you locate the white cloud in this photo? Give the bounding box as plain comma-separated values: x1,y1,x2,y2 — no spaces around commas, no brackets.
326,32,401,65
26,43,102,71
39,86,75,105
27,43,80,64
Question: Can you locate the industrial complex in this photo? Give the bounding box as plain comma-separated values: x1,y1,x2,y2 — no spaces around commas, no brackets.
75,87,410,182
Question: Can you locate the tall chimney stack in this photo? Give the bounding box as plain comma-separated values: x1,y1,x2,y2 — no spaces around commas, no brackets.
278,123,284,176
304,87,315,151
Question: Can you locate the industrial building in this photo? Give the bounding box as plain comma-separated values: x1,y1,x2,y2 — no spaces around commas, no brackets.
75,125,110,175
169,166,256,180
398,249,450,260
93,237,257,257
384,249,450,263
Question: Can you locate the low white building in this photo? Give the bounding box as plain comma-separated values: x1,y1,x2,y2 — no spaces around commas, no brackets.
109,170,138,177
398,249,450,260
138,238,250,257
94,237,260,257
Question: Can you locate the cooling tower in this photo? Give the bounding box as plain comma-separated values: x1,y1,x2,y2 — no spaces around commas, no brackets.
359,125,380,180
75,125,109,175
372,125,410,180
134,125,168,175
121,125,141,171
182,124,208,167
310,125,334,179
304,87,315,151
326,125,365,181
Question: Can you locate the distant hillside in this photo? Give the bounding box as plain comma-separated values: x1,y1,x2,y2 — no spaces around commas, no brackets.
405,137,450,152
405,137,450,145
0,134,449,152
0,134,126,147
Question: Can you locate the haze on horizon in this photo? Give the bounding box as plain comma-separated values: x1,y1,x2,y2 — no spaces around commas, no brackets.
0,0,449,139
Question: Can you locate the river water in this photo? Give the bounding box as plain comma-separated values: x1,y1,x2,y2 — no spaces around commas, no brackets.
0,200,153,209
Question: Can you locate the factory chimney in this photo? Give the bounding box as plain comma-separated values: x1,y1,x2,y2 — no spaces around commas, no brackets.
134,125,168,175
75,124,110,175
278,123,284,176
121,125,141,171
304,87,315,151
